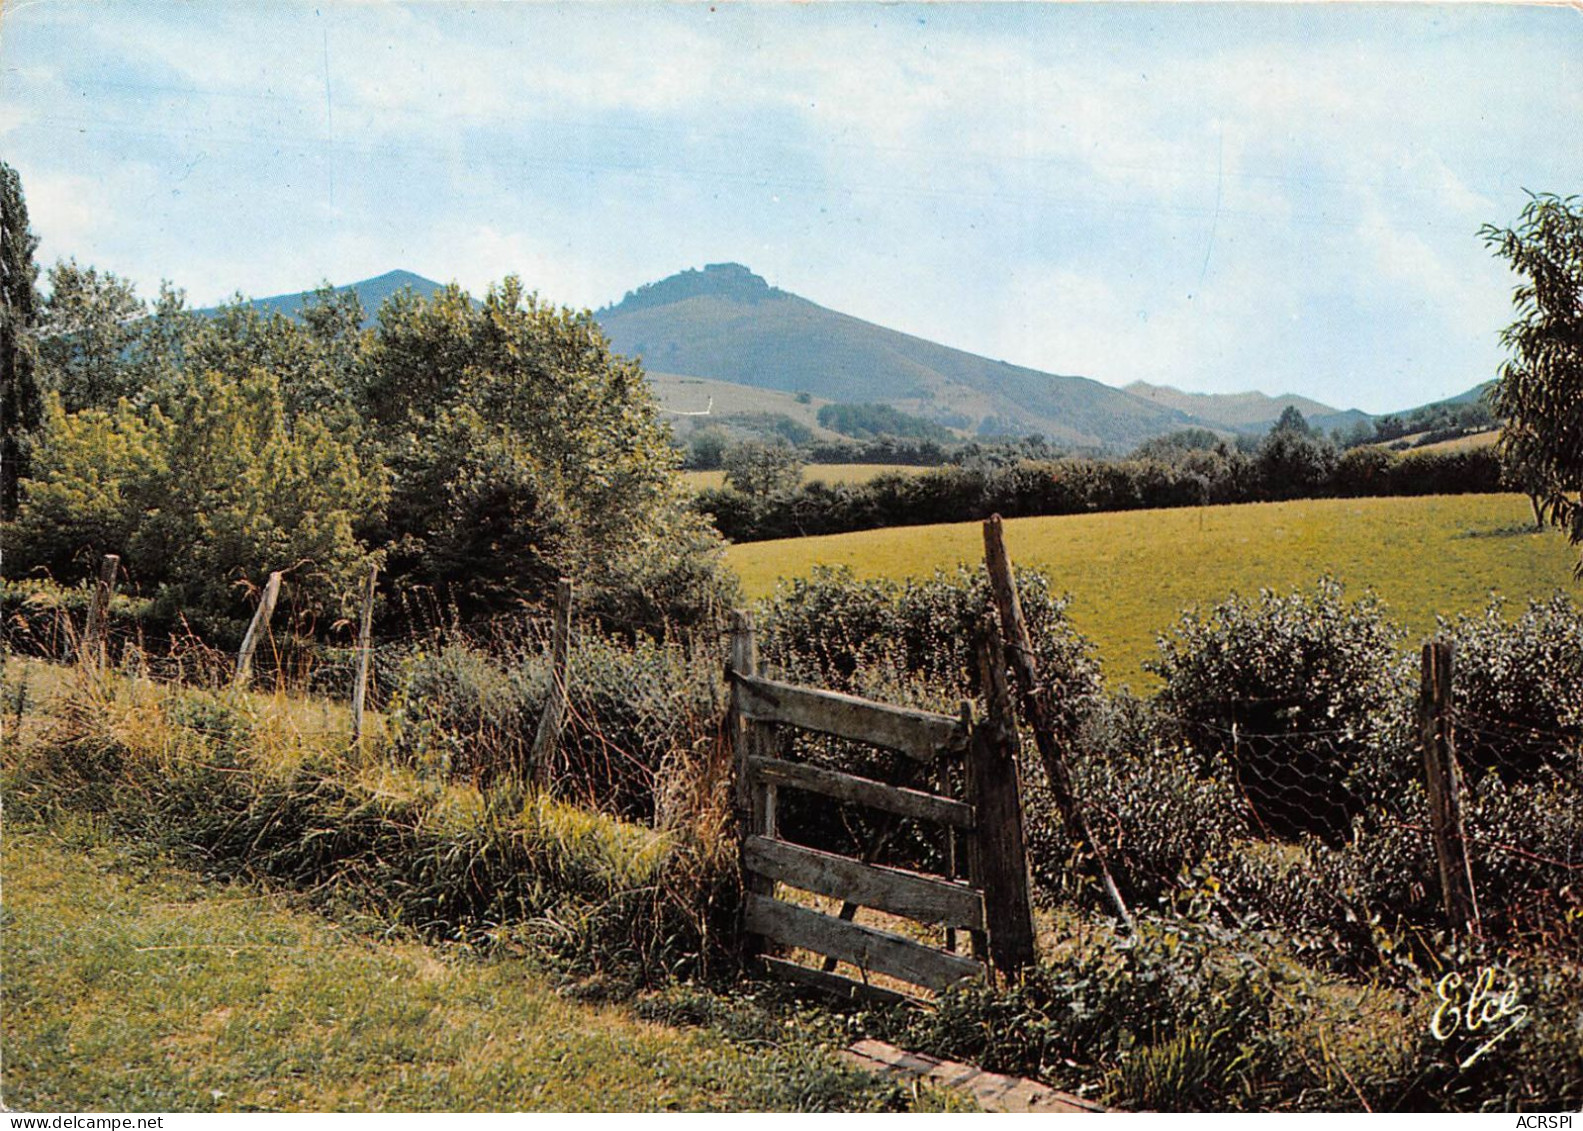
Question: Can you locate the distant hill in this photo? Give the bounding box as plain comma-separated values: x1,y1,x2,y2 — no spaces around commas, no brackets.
199,270,447,326
596,263,1193,451
1124,381,1370,435
205,265,1497,452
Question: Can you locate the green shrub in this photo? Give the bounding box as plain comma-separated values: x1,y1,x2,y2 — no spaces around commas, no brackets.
1149,579,1412,843
902,913,1286,1109
1443,594,1583,783
387,641,540,784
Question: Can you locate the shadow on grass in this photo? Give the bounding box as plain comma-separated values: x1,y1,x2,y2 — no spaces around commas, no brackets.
1454,523,1549,540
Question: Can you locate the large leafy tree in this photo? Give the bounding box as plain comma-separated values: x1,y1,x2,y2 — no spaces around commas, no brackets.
363,277,733,629
37,259,146,411
1481,193,1583,571
10,369,384,623
1,162,42,521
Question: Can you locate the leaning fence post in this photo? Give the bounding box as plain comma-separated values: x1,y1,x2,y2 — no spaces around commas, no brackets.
81,553,120,671
530,577,573,785
982,515,1134,932
1420,640,1480,936
350,563,377,744
234,570,282,688
972,623,1037,979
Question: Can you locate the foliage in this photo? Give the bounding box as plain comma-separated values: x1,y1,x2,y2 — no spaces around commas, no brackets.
722,440,803,498
37,259,146,411
1257,410,1339,500
698,445,1504,545
9,369,384,623
1482,192,1583,572
1,160,42,520
816,401,954,442
903,914,1288,1109
363,277,733,631
1442,593,1583,782
1149,579,1411,841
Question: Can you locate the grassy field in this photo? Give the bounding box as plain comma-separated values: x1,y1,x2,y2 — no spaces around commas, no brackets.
1399,428,1500,454
726,493,1581,688
683,463,925,491
0,821,932,1113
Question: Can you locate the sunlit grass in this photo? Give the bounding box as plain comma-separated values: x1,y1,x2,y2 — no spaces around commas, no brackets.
0,824,921,1113
726,493,1580,689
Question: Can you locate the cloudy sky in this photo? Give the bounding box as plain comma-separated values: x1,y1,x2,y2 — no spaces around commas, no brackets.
2,2,1579,412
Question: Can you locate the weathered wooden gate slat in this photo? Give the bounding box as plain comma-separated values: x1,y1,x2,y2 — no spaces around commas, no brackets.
733,673,965,762
759,956,917,1007
747,756,976,829
743,835,985,930
744,893,982,992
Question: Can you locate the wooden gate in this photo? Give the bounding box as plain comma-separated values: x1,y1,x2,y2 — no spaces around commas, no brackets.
728,612,1034,1003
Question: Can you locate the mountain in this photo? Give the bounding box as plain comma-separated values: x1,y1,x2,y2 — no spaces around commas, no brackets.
200,270,446,325
1123,381,1356,432
595,263,1193,450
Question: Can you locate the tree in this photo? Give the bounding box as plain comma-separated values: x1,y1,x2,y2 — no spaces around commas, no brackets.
1,161,42,521
37,259,146,411
363,277,734,630
9,369,384,624
722,440,803,498
1481,193,1583,569
1257,407,1337,500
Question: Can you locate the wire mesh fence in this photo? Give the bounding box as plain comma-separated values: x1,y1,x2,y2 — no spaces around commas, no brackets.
5,563,1578,967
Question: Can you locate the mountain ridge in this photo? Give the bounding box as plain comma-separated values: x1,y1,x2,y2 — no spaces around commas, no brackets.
210,265,1492,449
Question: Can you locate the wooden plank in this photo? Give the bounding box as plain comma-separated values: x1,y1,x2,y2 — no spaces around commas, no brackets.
843,1040,1109,1113
729,612,775,940
748,756,976,829
80,553,120,670
744,836,984,930
760,956,917,1008
744,893,983,993
733,673,965,762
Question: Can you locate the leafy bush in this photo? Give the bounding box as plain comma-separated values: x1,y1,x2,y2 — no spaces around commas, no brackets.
902,914,1287,1109
1149,579,1411,843
387,641,541,784
1442,594,1583,783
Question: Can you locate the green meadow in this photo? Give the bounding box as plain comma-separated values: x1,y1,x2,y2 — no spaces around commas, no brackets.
726,493,1581,689
0,823,931,1113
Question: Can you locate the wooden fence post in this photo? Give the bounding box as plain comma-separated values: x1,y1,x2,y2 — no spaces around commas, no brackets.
982,515,1134,932
81,553,120,670
972,624,1037,978
1420,640,1480,936
729,610,774,956
234,570,282,688
530,577,573,785
350,563,377,744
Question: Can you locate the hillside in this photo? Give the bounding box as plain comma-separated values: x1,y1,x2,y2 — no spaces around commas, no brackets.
596,263,1193,450
203,266,1494,452
199,269,449,325
1123,381,1369,434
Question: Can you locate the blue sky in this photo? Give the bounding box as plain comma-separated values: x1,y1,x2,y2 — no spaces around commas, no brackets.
1,2,1579,413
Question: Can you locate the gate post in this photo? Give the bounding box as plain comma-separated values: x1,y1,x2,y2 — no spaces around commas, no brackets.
971,622,1036,978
